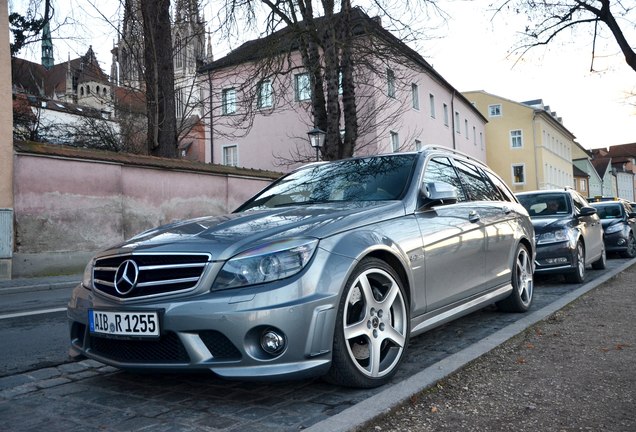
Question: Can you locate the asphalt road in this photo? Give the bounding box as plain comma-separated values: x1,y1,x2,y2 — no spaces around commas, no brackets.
0,257,631,431
0,284,76,377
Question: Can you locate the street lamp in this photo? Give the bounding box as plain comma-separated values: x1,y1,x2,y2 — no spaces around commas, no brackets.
307,127,326,161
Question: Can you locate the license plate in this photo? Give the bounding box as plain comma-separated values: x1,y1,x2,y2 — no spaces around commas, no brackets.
89,310,160,338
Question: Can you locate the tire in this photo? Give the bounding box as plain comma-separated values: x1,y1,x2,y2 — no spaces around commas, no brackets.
591,247,607,270
324,257,409,388
497,243,533,313
621,233,636,258
565,241,585,284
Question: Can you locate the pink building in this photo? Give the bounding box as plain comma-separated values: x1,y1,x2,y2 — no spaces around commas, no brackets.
200,9,486,172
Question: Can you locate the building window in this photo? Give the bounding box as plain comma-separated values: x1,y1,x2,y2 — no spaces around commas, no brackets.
464,119,469,138
580,179,587,192
387,68,396,98
223,145,238,167
415,139,422,151
257,79,273,108
222,88,236,115
390,131,399,152
443,103,449,126
175,87,184,118
295,73,311,101
489,104,502,117
473,126,477,145
512,164,526,185
480,132,483,150
412,83,419,109
429,94,435,118
510,129,523,148
455,112,460,133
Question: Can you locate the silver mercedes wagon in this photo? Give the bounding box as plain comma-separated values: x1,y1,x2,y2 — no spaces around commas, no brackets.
68,147,535,388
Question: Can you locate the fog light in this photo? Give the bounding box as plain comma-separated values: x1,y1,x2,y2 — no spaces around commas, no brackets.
617,238,626,246
260,329,285,355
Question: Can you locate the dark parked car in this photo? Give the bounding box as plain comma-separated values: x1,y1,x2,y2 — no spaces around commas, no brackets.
517,189,606,283
590,200,636,258
68,147,535,388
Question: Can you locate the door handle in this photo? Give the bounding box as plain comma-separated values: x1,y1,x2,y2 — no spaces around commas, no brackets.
469,210,481,223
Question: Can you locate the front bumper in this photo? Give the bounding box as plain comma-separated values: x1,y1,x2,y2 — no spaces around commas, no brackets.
602,231,630,253
533,241,577,275
67,248,355,381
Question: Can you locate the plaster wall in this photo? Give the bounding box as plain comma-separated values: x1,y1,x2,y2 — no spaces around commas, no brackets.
12,153,273,277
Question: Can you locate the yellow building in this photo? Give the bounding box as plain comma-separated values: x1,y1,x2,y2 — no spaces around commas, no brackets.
463,91,578,193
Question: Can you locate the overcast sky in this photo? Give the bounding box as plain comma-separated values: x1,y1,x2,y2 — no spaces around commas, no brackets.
12,0,636,149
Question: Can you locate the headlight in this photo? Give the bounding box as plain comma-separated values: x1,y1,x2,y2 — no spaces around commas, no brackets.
212,238,319,290
537,228,571,244
605,224,623,234
81,259,94,289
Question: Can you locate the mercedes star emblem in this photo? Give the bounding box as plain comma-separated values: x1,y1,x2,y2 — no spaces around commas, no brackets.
114,259,139,295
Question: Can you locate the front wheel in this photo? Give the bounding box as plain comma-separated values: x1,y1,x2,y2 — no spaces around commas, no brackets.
325,258,409,388
621,233,636,258
497,243,533,312
565,241,585,284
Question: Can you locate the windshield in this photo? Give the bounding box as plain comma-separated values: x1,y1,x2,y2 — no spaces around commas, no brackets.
237,154,418,211
594,203,624,220
517,193,571,217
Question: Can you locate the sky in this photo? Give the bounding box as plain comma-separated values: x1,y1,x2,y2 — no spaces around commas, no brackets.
10,0,636,150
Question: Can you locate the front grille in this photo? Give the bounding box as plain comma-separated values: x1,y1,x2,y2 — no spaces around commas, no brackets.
89,332,190,363
199,330,242,360
93,253,210,300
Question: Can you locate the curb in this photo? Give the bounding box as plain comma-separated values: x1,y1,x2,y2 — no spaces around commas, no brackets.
304,257,636,432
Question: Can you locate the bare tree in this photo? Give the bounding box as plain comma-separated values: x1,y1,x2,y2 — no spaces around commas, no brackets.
211,0,439,164
495,0,636,73
139,0,178,157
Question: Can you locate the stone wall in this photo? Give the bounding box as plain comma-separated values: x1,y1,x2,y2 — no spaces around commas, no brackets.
12,142,280,277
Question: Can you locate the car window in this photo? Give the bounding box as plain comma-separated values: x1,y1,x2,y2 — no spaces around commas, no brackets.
571,193,586,213
594,204,624,219
517,193,570,216
236,154,418,211
482,169,515,202
453,159,501,201
422,157,466,202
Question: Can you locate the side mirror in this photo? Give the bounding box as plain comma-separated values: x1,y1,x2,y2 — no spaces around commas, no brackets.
421,181,458,202
578,206,597,217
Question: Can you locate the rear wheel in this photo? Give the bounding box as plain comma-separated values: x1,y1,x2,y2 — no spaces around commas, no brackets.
621,233,636,258
325,258,409,388
497,243,533,312
565,241,585,284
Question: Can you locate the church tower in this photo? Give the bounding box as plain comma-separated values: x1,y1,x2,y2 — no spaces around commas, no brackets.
113,0,209,114
173,0,208,120
111,0,144,89
41,0,54,69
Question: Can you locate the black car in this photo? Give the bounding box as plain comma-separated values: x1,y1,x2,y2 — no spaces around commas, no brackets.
517,189,606,283
590,200,636,258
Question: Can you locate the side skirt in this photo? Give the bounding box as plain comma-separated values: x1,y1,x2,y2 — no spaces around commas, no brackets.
410,284,513,337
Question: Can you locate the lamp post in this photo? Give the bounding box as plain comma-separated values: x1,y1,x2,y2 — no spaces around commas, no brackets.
307,127,326,162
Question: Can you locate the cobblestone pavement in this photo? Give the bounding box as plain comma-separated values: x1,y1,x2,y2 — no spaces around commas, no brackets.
0,260,632,432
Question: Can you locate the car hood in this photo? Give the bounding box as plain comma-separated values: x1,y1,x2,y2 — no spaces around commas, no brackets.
99,201,406,261
530,216,573,234
600,219,622,230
